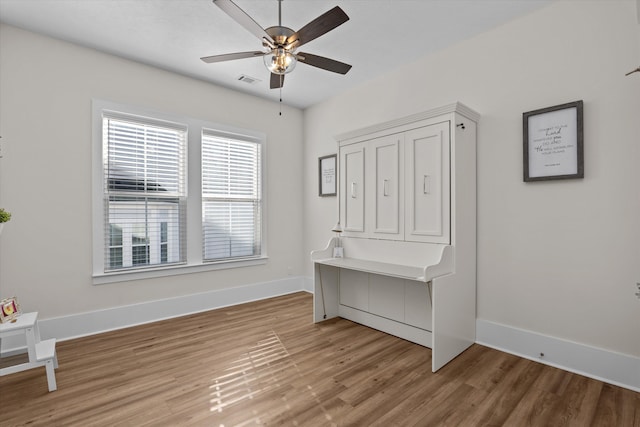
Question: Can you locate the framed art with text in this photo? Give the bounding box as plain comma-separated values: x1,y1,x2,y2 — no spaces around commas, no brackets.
523,100,584,182
319,154,337,196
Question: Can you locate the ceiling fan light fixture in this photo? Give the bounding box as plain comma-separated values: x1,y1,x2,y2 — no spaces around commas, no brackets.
264,48,297,75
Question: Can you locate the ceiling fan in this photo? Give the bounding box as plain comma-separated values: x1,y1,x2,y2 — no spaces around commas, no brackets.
201,0,352,89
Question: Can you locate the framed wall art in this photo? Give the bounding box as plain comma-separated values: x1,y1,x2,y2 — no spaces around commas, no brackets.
319,154,337,197
0,296,22,323
523,100,584,182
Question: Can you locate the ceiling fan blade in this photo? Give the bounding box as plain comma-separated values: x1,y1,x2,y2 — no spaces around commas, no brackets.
297,52,352,75
286,6,349,49
270,73,285,89
201,51,265,63
213,0,274,45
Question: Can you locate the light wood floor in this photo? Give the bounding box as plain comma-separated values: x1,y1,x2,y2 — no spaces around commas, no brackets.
1,292,638,426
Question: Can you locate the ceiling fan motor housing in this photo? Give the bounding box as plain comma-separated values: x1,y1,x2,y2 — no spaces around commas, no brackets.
264,26,298,75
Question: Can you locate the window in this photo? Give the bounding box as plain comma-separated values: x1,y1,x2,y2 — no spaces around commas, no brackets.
102,113,187,272
92,99,267,283
109,224,123,269
202,131,262,261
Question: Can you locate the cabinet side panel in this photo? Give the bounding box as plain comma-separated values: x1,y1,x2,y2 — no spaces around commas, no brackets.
405,280,432,331
314,264,340,322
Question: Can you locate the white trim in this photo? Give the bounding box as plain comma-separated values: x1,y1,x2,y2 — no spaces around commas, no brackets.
0,277,307,356
334,102,480,142
92,256,268,285
302,275,314,293
476,318,640,392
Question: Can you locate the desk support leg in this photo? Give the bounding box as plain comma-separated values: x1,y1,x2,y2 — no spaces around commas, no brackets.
44,359,57,391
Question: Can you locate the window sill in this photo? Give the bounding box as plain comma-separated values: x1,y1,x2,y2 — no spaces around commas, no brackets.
92,256,269,285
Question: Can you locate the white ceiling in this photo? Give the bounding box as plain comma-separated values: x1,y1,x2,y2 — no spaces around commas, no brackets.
0,0,552,109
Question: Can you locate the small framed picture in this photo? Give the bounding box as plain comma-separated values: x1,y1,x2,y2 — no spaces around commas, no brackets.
0,297,22,323
319,154,337,197
523,100,584,182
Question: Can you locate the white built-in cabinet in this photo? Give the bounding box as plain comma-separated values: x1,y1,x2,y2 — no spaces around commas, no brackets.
340,121,450,244
312,102,480,372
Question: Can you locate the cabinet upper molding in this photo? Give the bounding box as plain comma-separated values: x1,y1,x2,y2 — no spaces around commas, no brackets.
334,102,480,143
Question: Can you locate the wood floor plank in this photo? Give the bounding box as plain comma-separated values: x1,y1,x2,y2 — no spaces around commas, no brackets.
590,383,640,427
1,292,637,426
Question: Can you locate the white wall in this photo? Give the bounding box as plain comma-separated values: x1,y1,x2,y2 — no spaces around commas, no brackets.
0,25,305,319
303,0,640,359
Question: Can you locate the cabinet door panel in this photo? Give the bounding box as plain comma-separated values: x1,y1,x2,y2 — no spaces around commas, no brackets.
339,269,369,311
405,122,451,244
341,143,365,233
369,275,405,322
371,135,402,237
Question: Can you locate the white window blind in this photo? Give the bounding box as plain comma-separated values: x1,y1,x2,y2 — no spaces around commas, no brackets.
103,113,187,271
202,131,262,261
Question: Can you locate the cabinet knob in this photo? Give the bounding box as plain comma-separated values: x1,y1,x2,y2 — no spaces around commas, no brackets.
351,182,358,198
423,175,431,194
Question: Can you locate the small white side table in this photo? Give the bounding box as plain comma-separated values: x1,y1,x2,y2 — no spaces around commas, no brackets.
0,312,58,391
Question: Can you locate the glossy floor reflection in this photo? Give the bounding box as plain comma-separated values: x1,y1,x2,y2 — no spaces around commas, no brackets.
207,329,335,425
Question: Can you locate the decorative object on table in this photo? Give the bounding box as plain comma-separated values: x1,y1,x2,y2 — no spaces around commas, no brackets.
0,207,11,235
319,154,337,197
0,297,22,323
331,221,343,258
523,100,584,182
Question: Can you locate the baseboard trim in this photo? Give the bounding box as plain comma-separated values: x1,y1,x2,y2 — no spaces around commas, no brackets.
1,276,308,356
476,318,640,392
302,275,314,293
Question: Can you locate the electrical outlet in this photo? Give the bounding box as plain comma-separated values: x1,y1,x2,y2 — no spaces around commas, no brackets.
636,283,640,299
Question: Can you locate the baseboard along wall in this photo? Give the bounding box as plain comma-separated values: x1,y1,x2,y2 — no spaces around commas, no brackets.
476,318,640,393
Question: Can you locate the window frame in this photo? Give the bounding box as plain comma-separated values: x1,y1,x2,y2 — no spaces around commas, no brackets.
92,99,268,285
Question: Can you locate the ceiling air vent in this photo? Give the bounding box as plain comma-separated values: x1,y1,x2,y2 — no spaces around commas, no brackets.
237,74,261,85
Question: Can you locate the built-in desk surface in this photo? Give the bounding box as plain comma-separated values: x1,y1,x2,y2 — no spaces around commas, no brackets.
312,238,455,283
314,257,429,281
